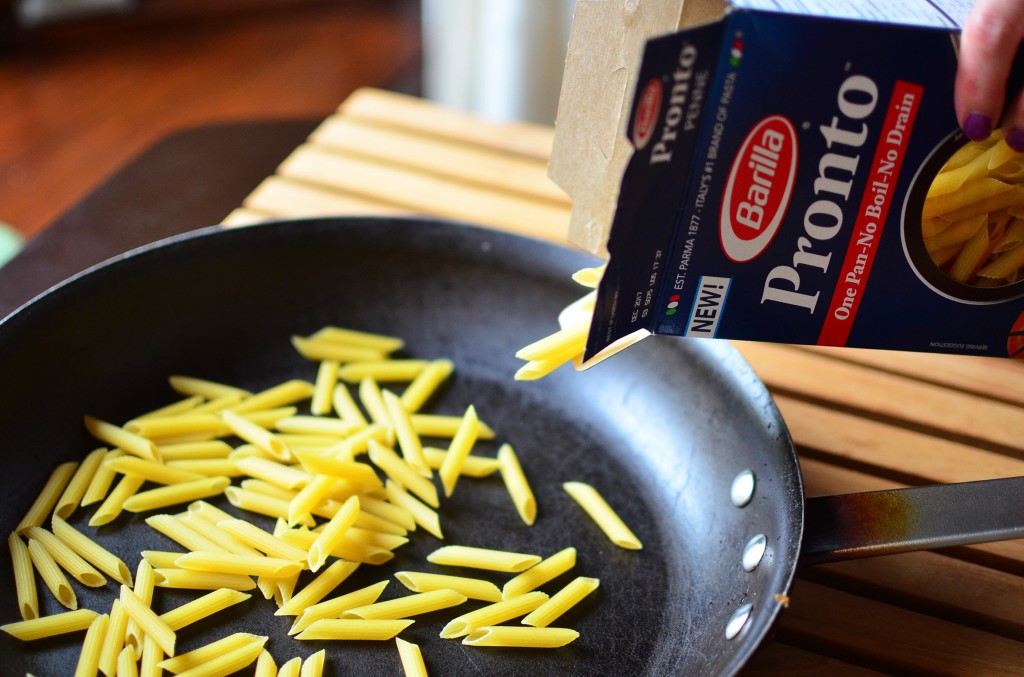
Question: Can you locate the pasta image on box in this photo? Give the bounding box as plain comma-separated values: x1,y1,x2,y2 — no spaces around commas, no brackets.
578,1,1024,361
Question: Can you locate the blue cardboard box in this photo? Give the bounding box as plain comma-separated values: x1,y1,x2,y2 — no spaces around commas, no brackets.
586,3,1024,360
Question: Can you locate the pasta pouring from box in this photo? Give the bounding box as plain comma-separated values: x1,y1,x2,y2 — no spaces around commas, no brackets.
0,217,1021,677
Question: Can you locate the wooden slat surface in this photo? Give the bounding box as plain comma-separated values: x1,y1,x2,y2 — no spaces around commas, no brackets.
229,87,1024,676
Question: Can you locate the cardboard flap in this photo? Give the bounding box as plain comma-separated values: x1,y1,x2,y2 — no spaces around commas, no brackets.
549,0,727,256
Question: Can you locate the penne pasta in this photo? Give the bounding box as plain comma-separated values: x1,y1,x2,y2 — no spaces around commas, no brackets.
462,626,579,648
438,405,479,497
8,533,38,620
74,613,109,677
521,576,600,627
178,513,261,557
27,537,77,609
224,487,314,527
254,650,277,677
122,476,232,513
169,375,250,400
278,657,302,677
160,588,251,631
134,394,204,420
300,649,326,677
411,414,495,440
311,360,340,416
563,481,642,550
422,447,498,477
292,450,382,487
125,559,157,657
221,410,292,462
17,461,78,533
83,416,160,462
52,515,133,586
0,608,98,641
395,637,428,677
385,481,442,540
571,265,606,287
24,526,105,587
359,494,416,531
383,389,431,476
287,474,334,527
399,359,454,413
88,474,146,527
332,422,391,457
117,646,139,677
217,518,310,561
309,495,361,571
427,545,541,573
514,321,590,363
342,588,466,620
332,383,369,428
338,359,429,383
153,568,256,592
230,380,314,414
124,413,228,439
344,526,408,551
175,639,266,677
99,599,129,677
140,633,163,677
158,441,234,461
306,325,404,353
81,449,126,507
294,618,413,641
176,552,305,578
141,550,183,569
276,415,357,437
166,458,241,477
243,478,300,501
279,525,394,566
119,585,177,657
187,499,235,524
291,335,387,363
106,455,204,485
497,443,537,525
275,558,360,616
289,580,389,635
439,591,549,639
368,439,437,507
358,376,392,428
158,633,266,674
55,448,107,519
145,514,226,553
395,571,502,603
502,547,576,599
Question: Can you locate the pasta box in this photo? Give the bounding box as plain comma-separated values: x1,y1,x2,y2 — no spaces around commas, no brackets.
565,1,1024,362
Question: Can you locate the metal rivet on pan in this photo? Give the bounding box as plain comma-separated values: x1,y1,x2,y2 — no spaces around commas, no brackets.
730,469,755,507
742,534,767,572
725,603,753,640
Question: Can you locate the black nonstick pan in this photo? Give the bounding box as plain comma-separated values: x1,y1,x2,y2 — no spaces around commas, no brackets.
0,217,1020,676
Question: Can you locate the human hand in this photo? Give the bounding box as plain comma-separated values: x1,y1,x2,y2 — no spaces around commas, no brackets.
955,0,1024,150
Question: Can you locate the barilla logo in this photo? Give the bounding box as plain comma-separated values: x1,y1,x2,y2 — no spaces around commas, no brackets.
633,80,662,150
720,115,798,262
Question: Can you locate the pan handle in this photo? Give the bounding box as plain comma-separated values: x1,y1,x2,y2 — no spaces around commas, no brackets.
799,476,1024,566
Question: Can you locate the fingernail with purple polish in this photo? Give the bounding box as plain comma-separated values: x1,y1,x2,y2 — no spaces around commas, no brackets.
963,113,993,141
1006,129,1024,153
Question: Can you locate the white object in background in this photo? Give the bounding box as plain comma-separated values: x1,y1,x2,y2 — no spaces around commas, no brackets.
421,0,575,125
17,0,135,27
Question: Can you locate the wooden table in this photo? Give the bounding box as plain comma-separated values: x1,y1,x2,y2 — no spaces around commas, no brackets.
223,88,1024,676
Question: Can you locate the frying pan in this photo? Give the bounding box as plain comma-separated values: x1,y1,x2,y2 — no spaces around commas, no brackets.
0,216,1020,676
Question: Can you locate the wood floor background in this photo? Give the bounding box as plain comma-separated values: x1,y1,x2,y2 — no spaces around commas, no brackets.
0,0,423,239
